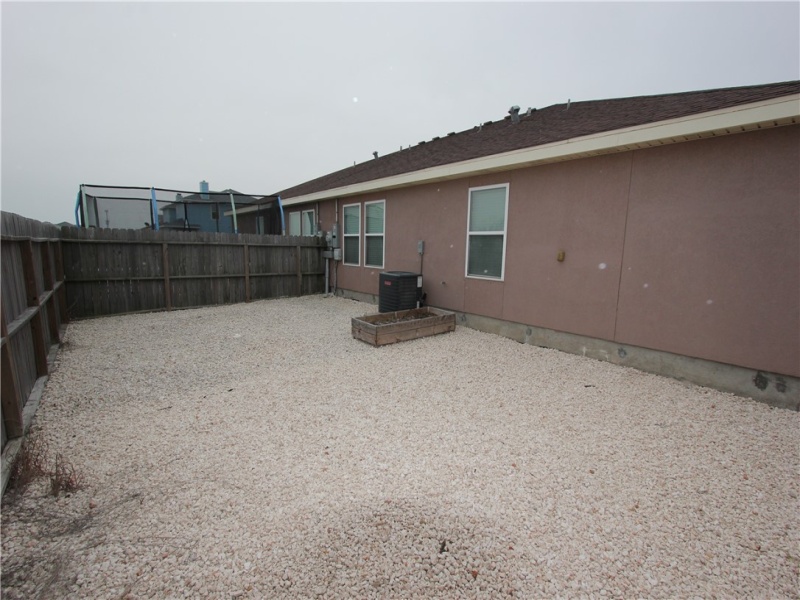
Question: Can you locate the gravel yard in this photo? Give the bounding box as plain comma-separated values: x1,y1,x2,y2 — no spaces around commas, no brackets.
2,295,798,599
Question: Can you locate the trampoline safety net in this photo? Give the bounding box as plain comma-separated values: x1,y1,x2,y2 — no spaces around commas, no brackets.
75,184,284,235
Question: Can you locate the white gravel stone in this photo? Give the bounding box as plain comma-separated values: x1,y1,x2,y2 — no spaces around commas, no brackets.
2,295,798,598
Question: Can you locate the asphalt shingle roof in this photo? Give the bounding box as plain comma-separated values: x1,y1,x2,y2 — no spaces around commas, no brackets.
277,81,799,200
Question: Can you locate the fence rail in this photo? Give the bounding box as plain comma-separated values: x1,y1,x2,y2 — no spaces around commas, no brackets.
1,211,327,474
1,213,66,459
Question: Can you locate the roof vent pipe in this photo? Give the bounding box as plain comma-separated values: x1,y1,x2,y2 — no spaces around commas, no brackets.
509,105,520,124
373,151,378,159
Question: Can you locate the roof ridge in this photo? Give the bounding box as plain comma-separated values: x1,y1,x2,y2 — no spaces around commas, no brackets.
537,80,800,110
275,81,800,199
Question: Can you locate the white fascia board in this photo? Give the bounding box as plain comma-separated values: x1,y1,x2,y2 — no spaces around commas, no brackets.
278,95,799,208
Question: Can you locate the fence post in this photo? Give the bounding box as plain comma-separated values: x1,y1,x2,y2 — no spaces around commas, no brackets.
162,243,172,311
1,307,24,439
296,245,302,296
54,239,68,324
41,241,61,343
244,244,251,302
20,240,48,377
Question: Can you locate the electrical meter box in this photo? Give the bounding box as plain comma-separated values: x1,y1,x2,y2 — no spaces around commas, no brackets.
330,223,340,248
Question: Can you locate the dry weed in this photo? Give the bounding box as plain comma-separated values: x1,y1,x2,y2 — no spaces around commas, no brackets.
6,434,86,498
7,435,50,493
49,453,86,497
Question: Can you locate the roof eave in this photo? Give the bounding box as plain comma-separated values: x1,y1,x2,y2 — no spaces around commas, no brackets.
272,94,798,209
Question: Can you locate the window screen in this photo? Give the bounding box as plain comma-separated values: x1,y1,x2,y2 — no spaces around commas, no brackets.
467,186,508,279
343,204,360,265
365,200,385,268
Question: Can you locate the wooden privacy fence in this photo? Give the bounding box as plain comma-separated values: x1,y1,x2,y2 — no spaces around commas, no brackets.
1,213,67,455
60,225,326,318
1,211,326,465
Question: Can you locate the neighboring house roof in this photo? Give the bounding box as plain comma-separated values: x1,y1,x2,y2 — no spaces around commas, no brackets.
275,80,800,206
178,188,259,204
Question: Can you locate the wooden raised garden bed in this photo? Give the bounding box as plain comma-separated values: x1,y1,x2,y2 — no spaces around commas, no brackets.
352,307,456,346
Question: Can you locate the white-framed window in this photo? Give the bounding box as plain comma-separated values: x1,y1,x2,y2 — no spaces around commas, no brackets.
301,209,316,236
466,184,509,280
288,211,301,236
364,200,385,268
343,203,360,266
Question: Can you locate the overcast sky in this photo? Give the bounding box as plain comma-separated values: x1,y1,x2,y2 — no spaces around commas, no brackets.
2,1,798,224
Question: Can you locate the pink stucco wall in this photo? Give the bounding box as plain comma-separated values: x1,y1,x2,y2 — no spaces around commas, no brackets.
615,126,799,376
310,125,799,377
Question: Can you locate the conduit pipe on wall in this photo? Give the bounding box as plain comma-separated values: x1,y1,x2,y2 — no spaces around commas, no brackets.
333,199,339,295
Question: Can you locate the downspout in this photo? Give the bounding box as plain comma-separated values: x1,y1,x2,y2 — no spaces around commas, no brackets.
277,196,285,235
333,199,339,295
75,187,83,226
319,199,327,294
150,187,159,231
229,192,238,234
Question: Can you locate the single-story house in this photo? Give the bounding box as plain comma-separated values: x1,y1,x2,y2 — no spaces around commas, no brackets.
242,81,800,407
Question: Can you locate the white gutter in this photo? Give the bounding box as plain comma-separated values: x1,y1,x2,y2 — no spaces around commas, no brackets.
253,94,799,212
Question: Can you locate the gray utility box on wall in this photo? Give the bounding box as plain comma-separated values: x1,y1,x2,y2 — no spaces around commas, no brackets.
379,271,422,313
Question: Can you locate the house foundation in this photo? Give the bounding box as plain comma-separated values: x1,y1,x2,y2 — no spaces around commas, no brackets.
337,288,798,410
